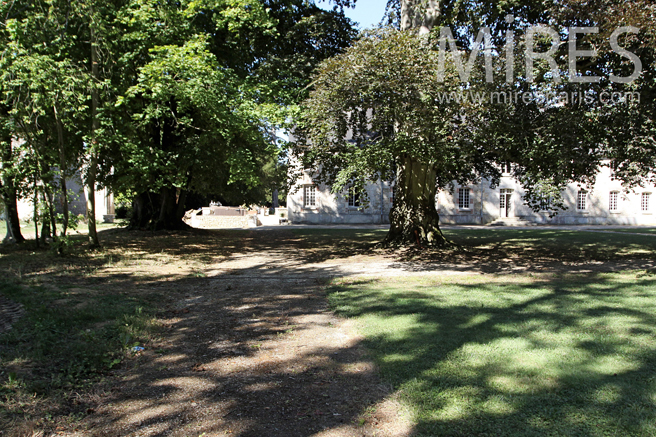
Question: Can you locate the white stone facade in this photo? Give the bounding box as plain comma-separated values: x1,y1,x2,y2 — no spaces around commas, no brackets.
288,165,656,226
287,171,393,225
439,165,656,225
16,173,115,223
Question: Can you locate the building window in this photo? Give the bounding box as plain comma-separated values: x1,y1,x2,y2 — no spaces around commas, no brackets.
304,185,316,207
642,193,651,212
459,188,471,210
577,190,587,211
609,191,619,212
501,162,512,175
347,187,361,207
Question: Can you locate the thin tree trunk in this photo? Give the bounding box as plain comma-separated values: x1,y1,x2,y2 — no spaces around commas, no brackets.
38,145,58,239
87,8,100,247
54,105,69,236
33,177,39,248
42,182,57,240
40,189,51,245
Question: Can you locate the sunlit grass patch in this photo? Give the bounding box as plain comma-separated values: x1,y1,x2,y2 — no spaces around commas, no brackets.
329,273,656,436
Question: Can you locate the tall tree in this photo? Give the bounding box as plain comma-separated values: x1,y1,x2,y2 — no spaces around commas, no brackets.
297,0,654,246
0,111,25,244
297,29,496,246
2,0,358,235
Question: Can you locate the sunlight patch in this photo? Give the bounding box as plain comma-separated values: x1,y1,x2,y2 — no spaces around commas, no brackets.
482,395,516,415
584,355,640,375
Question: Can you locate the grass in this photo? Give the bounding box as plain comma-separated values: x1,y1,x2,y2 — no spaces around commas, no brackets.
0,225,654,434
329,272,656,436
0,279,159,429
602,227,656,235
0,219,126,241
441,227,656,254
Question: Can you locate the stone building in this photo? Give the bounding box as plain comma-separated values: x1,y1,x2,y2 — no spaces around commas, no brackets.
287,169,393,225
287,163,656,226
16,172,115,223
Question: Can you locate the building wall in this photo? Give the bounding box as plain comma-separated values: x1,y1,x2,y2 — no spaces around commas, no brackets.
288,165,656,226
6,137,114,223
190,215,249,229
438,165,656,225
16,176,114,223
287,171,393,224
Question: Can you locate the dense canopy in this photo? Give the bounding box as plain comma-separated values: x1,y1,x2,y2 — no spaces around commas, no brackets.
0,0,357,244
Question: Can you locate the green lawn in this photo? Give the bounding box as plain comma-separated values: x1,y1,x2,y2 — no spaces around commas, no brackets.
329,272,656,436
601,228,656,235
441,227,656,254
0,220,125,241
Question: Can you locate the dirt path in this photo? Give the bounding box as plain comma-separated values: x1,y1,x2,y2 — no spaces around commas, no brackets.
66,231,413,437
8,226,654,437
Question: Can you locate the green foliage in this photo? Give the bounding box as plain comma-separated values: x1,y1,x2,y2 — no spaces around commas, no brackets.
297,29,497,196
299,0,656,222
1,0,357,233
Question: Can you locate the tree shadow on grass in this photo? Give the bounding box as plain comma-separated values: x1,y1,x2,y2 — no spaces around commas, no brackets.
2,227,656,436
328,273,656,436
0,244,396,437
392,228,656,273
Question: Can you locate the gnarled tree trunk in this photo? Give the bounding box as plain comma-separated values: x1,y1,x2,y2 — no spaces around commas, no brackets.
383,1,446,247
2,189,24,244
385,154,447,246
129,188,190,230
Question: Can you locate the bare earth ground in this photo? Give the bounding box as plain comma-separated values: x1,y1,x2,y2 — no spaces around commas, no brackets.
3,228,418,437
2,226,655,437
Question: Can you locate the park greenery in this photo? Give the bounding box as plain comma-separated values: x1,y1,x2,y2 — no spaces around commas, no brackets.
0,0,356,244
1,227,655,434
1,0,654,248
1,1,656,435
329,270,656,436
296,0,656,246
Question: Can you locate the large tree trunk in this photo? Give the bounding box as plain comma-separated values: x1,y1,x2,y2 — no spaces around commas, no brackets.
2,189,24,244
129,189,189,230
384,155,447,247
157,186,184,230
384,2,445,246
0,135,25,244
